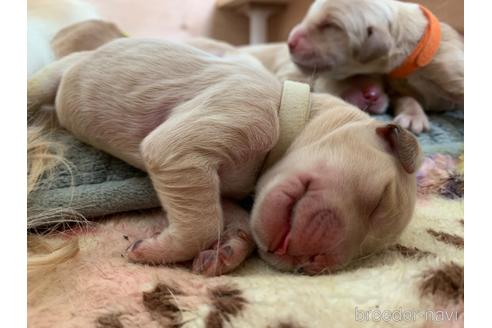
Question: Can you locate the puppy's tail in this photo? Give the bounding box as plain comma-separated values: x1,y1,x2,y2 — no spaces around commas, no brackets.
28,51,87,122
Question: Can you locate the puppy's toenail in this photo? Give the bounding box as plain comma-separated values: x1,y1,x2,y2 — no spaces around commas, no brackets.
130,239,143,252
237,229,250,242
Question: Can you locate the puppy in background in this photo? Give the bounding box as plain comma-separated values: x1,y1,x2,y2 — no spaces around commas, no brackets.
287,0,464,134
27,0,100,77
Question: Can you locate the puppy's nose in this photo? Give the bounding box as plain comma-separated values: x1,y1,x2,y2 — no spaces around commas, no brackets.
287,25,306,54
363,89,380,103
288,38,299,52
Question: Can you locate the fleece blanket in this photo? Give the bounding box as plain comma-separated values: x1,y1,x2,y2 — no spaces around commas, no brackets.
28,153,464,328
27,111,463,224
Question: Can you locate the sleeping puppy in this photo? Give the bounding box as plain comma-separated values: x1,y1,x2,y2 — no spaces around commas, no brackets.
287,0,464,134
190,38,390,115
28,38,422,275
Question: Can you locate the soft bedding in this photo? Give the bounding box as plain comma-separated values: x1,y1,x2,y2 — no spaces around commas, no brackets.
28,151,464,328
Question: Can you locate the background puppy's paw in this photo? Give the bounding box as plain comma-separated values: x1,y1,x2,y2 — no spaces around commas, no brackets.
393,112,430,135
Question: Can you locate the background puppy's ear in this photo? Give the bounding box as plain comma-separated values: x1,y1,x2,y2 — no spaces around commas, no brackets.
376,123,422,174
356,26,392,63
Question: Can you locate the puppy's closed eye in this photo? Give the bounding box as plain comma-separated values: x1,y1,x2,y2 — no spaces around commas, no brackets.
368,184,388,221
356,26,393,64
317,21,341,31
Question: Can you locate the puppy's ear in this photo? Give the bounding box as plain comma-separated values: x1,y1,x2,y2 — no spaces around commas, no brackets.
376,123,422,174
356,26,392,63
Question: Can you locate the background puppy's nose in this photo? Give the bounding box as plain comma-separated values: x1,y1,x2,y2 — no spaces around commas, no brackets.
363,88,380,103
288,38,299,51
287,25,307,54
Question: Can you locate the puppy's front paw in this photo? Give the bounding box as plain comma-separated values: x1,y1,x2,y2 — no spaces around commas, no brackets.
192,229,255,276
126,237,168,264
393,111,430,135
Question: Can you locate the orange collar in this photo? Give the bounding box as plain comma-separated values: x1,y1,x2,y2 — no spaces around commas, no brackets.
389,5,441,79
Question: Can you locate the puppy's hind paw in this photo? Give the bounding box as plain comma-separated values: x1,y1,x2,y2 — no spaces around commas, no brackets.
192,229,255,276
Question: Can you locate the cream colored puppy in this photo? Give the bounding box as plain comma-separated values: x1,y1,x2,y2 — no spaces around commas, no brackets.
287,0,464,133
28,38,421,275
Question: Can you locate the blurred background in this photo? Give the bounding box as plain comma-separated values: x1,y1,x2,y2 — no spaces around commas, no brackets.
85,0,464,45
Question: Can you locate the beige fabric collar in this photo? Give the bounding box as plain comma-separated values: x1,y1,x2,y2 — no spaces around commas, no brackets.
262,80,312,172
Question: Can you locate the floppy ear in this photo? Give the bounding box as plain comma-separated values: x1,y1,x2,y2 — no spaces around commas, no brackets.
356,26,392,63
376,123,422,174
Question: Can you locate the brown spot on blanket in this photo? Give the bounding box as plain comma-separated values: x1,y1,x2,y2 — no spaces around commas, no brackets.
205,310,224,328
142,283,183,324
420,262,464,303
389,244,433,258
205,285,247,328
440,174,464,199
427,229,464,248
96,313,123,328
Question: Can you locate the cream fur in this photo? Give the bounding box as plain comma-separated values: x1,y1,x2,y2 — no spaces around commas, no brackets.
51,19,126,59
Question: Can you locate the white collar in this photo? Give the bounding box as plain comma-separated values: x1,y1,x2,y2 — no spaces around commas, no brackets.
262,80,311,172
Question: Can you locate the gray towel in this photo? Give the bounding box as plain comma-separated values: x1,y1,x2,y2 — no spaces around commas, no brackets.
27,111,463,225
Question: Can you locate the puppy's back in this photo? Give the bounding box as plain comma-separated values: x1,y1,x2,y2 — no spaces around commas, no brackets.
55,38,281,167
